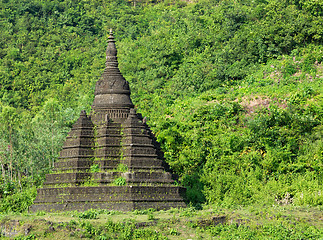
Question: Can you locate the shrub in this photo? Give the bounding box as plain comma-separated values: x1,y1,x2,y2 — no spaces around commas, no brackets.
0,187,37,213
90,164,100,173
116,164,128,172
78,209,99,219
147,212,155,220
113,177,126,186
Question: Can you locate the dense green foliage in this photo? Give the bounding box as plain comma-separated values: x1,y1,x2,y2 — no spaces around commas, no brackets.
0,0,322,211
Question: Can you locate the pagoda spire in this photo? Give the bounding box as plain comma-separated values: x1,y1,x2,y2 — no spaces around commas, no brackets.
106,29,118,67
92,29,134,113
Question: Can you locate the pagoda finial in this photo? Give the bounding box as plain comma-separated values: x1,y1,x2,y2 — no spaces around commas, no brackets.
106,29,117,66
108,29,114,41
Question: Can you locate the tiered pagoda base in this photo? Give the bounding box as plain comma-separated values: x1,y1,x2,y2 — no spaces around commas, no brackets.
30,109,186,212
31,186,185,212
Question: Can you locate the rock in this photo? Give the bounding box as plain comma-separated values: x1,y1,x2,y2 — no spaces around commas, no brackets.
23,224,32,235
0,220,20,237
197,215,226,227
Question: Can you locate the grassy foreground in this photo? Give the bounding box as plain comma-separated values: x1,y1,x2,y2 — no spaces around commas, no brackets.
0,205,322,239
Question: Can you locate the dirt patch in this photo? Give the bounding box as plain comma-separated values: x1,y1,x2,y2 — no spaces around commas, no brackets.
239,96,287,114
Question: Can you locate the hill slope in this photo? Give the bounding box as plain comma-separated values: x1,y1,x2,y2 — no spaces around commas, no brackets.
0,0,322,211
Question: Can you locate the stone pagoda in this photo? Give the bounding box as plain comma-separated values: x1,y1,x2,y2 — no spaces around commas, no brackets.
30,30,186,212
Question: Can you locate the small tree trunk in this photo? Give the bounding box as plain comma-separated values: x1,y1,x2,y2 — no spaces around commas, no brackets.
9,126,13,182
18,171,22,190
52,121,54,168
1,163,5,180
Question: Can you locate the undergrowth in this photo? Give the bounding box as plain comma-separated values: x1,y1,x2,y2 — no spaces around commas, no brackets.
0,205,321,239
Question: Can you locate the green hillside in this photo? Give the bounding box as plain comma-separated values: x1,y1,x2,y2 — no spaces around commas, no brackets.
0,0,322,215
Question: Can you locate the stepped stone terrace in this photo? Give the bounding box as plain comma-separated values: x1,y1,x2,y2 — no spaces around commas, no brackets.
30,31,186,212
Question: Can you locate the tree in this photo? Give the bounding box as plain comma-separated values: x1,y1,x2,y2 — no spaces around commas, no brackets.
0,105,19,182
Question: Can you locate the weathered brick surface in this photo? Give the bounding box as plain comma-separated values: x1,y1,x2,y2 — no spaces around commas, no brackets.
31,186,186,212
